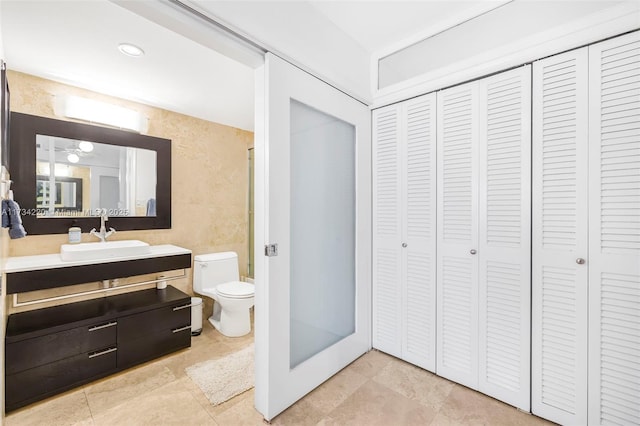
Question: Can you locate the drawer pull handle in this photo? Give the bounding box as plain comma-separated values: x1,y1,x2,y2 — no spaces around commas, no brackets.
88,347,117,359
172,325,191,333
172,304,192,311
88,321,117,332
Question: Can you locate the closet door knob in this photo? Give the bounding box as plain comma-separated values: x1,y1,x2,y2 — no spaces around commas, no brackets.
402,243,407,248
576,258,585,265
470,249,477,255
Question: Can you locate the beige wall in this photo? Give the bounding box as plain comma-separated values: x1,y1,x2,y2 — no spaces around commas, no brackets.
5,71,252,314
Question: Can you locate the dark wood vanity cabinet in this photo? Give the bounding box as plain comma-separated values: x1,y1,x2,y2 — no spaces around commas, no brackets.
5,286,191,412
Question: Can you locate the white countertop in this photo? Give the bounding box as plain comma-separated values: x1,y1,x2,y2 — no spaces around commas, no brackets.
4,244,192,273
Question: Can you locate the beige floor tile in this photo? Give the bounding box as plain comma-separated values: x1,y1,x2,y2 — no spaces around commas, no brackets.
319,380,437,426
212,388,264,426
346,349,395,379
438,385,552,426
372,357,455,410
161,340,235,379
5,389,93,426
302,367,369,415
437,385,502,425
490,410,554,426
91,380,216,426
192,329,223,348
429,412,467,425
194,322,233,345
84,361,176,416
197,310,254,344
217,330,255,352
430,411,547,426
164,321,253,380
178,376,254,419
211,388,256,419
174,326,255,419
177,375,216,409
271,398,325,426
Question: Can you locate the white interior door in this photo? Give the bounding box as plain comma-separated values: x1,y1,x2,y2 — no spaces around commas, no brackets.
436,81,480,389
254,53,371,422
588,31,640,426
531,47,589,425
402,94,437,372
372,94,437,372
477,65,531,411
372,104,402,359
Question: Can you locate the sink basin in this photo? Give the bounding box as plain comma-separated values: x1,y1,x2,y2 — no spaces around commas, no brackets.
61,240,151,261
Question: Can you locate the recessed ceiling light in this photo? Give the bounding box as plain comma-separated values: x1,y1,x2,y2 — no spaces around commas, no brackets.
118,43,145,57
67,153,80,163
78,141,94,152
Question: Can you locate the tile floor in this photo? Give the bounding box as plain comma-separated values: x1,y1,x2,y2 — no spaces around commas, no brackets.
6,321,553,426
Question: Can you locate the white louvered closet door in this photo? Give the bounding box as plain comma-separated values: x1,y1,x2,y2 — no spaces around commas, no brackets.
402,94,437,371
588,32,640,426
373,105,403,358
477,66,531,411
437,81,480,389
532,48,589,425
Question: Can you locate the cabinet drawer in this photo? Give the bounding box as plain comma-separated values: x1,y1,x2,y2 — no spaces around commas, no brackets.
117,301,190,369
118,300,190,341
118,325,191,369
5,347,117,411
6,320,117,375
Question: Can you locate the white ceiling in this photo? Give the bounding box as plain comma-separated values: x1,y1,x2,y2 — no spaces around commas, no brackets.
308,1,502,53
0,0,256,131
1,0,542,132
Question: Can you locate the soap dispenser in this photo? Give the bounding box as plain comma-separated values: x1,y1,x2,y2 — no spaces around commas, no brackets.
68,226,81,243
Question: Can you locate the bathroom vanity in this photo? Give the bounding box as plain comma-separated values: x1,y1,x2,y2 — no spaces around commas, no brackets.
3,245,192,411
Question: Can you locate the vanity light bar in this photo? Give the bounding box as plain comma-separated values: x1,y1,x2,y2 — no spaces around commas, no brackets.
53,94,148,133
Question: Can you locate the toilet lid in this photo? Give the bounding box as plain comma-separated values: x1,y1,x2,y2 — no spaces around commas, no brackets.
216,281,254,298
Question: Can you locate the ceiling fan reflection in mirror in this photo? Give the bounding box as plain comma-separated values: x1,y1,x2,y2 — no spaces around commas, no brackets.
36,138,95,164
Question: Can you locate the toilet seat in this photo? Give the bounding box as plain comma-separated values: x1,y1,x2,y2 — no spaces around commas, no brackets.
216,281,254,299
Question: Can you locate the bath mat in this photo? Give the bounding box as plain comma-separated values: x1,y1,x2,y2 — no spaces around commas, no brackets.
186,344,254,406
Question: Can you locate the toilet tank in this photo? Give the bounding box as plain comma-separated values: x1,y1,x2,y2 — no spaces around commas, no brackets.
193,252,240,293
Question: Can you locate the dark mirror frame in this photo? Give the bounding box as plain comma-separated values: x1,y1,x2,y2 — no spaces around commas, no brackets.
10,112,171,235
1,61,9,171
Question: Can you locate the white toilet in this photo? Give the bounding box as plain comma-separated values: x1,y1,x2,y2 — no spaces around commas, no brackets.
193,252,255,337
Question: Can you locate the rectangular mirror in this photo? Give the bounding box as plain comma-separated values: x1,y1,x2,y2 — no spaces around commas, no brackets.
10,112,171,234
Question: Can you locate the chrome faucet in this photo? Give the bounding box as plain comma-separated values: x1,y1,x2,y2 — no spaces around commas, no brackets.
90,209,116,242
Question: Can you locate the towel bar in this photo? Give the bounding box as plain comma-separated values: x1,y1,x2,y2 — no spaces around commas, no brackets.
12,270,187,308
